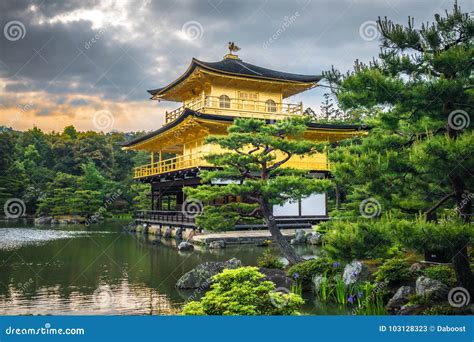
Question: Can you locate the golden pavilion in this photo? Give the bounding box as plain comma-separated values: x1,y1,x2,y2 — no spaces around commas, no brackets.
123,45,364,228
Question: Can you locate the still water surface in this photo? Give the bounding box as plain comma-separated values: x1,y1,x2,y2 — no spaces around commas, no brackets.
0,220,347,315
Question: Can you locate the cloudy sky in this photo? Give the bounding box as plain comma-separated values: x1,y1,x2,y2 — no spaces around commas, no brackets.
0,0,468,132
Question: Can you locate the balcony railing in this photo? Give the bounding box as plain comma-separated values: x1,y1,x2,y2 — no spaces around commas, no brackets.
165,96,303,124
133,151,209,178
134,210,196,225
134,150,329,179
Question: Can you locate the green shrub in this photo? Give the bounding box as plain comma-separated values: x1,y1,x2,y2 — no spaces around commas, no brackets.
286,257,341,290
321,220,399,260
257,250,284,270
374,258,413,286
423,265,457,287
181,267,304,315
407,294,434,305
423,305,471,315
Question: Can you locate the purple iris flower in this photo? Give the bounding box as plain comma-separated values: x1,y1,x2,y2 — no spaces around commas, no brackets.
348,295,355,304
351,271,358,277
357,291,363,299
292,273,300,279
333,262,341,268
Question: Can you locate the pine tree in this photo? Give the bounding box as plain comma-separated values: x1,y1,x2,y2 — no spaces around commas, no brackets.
185,117,330,265
323,2,473,291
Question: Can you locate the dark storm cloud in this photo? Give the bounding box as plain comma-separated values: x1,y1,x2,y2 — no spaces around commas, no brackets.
0,0,470,109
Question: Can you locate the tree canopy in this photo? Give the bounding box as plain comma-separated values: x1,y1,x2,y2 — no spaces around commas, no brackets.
185,117,331,264
322,2,473,291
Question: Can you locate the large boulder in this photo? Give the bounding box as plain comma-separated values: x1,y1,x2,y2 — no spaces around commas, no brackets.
343,260,371,286
176,258,242,289
386,286,414,311
306,232,323,245
177,241,194,252
175,228,183,240
34,216,52,225
415,276,449,299
290,229,307,245
208,240,225,249
259,268,293,289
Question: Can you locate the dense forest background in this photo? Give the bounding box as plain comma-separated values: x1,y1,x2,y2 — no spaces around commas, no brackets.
0,125,149,218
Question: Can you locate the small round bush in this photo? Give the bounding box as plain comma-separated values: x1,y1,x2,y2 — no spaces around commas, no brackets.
374,258,412,286
423,265,457,287
181,267,304,315
286,257,341,290
257,250,284,270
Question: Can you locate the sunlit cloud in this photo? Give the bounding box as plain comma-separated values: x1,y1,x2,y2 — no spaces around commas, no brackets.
0,0,468,132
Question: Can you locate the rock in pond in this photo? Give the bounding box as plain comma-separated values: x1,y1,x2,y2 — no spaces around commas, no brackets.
415,276,449,299
177,241,194,251
163,227,172,239
176,258,242,289
208,240,225,249
386,286,414,311
290,229,307,245
34,216,52,225
175,228,183,240
343,260,371,286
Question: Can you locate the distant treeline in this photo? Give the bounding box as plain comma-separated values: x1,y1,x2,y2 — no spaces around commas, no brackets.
0,125,149,218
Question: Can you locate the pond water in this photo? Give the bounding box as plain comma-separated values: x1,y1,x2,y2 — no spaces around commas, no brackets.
0,220,349,315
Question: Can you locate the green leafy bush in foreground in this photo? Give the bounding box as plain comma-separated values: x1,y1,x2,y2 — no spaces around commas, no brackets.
374,258,413,286
181,267,304,315
286,257,341,290
423,265,457,287
257,250,285,270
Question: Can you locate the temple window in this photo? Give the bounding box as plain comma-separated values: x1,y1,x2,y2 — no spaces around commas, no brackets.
265,99,276,112
219,95,230,108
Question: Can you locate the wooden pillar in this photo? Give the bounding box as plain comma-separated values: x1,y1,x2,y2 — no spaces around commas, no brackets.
177,190,184,211
151,185,155,211
157,188,162,210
